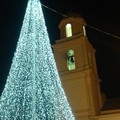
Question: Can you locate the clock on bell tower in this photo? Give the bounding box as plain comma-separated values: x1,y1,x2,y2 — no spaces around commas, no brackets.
52,13,103,120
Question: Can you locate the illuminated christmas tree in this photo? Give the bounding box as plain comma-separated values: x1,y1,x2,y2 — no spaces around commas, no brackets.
0,0,75,119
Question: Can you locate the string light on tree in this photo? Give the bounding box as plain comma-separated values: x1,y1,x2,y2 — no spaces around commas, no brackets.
0,0,75,119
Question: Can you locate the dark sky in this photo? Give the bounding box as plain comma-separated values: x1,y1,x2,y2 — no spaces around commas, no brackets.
0,0,120,98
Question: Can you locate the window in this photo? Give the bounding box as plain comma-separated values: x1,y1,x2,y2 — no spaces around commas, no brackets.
65,23,72,37
67,49,76,70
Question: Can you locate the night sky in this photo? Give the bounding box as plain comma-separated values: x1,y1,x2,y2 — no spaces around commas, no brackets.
0,0,120,98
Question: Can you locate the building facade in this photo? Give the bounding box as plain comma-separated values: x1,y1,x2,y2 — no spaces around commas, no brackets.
52,13,120,120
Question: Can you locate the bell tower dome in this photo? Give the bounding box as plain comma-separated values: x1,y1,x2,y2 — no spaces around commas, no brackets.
59,13,86,39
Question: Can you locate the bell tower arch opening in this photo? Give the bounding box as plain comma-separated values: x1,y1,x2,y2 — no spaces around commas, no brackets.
65,23,72,37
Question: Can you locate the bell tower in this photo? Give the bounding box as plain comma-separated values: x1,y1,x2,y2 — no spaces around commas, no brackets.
52,13,102,120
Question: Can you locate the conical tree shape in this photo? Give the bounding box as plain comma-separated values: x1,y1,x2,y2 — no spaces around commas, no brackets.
0,0,75,119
